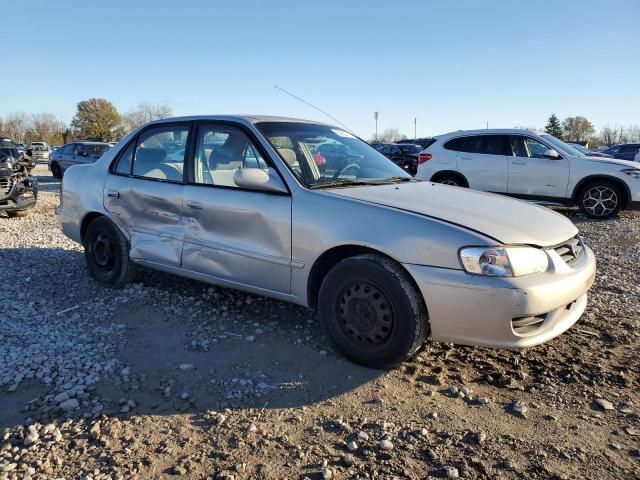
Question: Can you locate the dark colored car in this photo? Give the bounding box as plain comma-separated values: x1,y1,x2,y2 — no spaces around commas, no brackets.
0,147,38,217
397,138,437,150
0,137,36,170
602,144,640,161
379,143,423,175
48,141,112,178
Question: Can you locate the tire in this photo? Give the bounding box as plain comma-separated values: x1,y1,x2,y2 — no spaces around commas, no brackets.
435,173,464,187
318,254,429,369
51,162,62,179
84,216,136,287
578,180,622,219
7,210,29,218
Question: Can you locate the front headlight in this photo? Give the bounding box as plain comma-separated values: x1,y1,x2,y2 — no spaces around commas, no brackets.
459,246,549,277
622,169,640,179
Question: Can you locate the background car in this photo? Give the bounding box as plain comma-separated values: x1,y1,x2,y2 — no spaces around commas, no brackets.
48,141,112,178
566,143,612,158
29,142,51,162
416,129,640,219
379,143,423,174
396,138,436,150
601,143,640,161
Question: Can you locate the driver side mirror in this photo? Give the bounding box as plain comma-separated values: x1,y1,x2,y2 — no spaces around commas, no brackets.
233,167,288,194
543,149,560,159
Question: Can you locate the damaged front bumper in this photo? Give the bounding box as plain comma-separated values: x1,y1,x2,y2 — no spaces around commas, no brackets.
0,175,38,212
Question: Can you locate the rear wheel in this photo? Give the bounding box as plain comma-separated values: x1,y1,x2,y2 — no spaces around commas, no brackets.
318,254,428,369
434,173,464,187
84,216,136,287
51,162,62,179
578,180,622,219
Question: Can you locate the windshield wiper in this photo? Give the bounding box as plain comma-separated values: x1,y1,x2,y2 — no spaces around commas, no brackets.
309,176,415,189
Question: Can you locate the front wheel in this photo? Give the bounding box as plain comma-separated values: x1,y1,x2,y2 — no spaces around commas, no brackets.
318,254,428,369
84,216,136,287
578,181,622,219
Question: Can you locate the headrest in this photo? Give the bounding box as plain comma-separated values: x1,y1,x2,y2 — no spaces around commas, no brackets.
277,148,297,166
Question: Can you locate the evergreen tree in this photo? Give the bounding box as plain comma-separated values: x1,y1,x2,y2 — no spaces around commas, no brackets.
545,114,563,138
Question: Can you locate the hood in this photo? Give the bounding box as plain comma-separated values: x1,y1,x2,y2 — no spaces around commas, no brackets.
327,182,578,247
580,156,639,168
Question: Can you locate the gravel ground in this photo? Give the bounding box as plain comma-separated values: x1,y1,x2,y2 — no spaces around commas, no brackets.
1,165,638,479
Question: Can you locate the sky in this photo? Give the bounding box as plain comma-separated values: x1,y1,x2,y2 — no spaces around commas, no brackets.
2,0,639,139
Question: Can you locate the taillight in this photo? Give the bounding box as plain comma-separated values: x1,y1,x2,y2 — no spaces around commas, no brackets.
418,153,432,164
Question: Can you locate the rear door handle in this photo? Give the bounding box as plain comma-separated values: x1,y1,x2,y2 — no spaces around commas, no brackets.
512,160,526,165
107,189,119,198
187,200,203,210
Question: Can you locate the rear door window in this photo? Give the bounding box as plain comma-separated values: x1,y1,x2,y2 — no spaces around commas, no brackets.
131,125,189,182
481,135,510,155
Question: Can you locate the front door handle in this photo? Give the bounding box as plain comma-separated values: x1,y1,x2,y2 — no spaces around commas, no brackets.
107,189,119,198
187,201,203,210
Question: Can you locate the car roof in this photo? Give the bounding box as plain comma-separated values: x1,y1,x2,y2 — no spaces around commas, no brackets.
73,141,111,145
434,128,545,139
147,115,335,128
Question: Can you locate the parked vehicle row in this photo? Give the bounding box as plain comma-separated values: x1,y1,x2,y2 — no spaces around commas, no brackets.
566,143,612,158
416,129,640,219
48,141,112,179
57,115,596,368
602,143,640,161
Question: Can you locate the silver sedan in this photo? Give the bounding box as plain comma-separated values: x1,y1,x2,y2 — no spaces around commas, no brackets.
56,116,596,368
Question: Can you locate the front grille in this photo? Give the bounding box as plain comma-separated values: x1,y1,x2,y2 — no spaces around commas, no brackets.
0,177,13,199
554,236,585,266
512,314,546,335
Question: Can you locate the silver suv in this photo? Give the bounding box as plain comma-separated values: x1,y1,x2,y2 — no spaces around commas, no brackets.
56,116,596,368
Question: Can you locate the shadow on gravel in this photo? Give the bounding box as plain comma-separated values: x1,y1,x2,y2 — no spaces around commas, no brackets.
2,246,382,428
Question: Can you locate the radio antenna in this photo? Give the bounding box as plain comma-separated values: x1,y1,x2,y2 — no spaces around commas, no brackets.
274,85,354,133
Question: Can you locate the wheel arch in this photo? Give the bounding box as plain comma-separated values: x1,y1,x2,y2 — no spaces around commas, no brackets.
306,244,427,314
571,175,630,209
80,212,106,243
430,170,469,187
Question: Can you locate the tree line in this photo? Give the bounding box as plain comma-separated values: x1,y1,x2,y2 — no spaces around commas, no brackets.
0,98,172,145
542,113,638,148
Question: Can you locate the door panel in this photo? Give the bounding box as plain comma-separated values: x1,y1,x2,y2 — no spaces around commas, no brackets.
104,175,185,266
181,122,292,294
182,186,292,293
455,135,510,192
507,136,570,198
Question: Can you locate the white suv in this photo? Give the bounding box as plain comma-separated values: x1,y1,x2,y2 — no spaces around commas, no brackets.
416,129,640,219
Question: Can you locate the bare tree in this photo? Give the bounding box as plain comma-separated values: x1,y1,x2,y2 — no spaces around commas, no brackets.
371,128,407,143
122,102,173,132
26,113,67,145
600,125,618,146
1,112,30,142
562,116,595,143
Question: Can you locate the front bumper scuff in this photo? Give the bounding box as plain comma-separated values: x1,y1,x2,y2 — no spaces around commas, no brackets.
404,245,596,348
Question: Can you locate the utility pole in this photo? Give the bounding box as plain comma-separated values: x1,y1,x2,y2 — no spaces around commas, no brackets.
414,117,417,140
486,121,489,129
374,112,379,140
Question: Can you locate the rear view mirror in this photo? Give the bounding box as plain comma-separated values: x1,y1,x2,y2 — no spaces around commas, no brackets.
543,149,560,159
233,168,288,194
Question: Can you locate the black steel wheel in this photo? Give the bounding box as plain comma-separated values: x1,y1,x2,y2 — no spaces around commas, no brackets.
84,216,136,286
318,254,428,368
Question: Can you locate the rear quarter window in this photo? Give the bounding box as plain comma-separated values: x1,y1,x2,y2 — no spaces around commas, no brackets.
443,137,468,152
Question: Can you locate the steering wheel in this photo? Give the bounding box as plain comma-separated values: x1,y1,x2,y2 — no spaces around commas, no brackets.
332,159,361,179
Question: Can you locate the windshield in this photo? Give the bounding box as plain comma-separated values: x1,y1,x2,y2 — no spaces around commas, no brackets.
569,144,589,155
540,134,585,157
256,122,411,188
